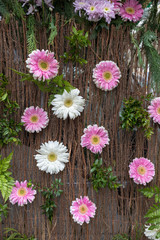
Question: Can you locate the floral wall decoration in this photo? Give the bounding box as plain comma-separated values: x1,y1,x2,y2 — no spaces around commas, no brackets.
0,0,160,239
21,106,49,133
81,124,110,154
70,196,97,225
9,180,37,206
34,141,69,174
92,60,121,91
129,157,155,185
51,89,85,120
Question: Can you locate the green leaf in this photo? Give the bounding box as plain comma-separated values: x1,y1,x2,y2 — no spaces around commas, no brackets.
156,232,160,238
90,159,121,192
120,96,153,139
38,179,63,223
0,92,8,101
0,203,8,222
0,153,14,202
61,26,90,65
48,17,57,45
131,33,144,67
26,15,37,54
4,227,36,239
139,187,160,203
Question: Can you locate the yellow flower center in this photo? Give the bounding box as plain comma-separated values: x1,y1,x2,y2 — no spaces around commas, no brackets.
64,99,73,108
104,7,109,12
48,153,57,162
90,6,95,11
79,204,88,214
30,115,39,123
38,61,49,71
91,135,100,145
157,107,160,115
125,7,135,15
17,188,27,197
103,71,112,81
137,166,146,175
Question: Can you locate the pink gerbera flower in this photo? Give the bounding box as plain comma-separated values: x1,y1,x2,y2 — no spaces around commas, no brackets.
81,124,110,154
9,180,37,206
129,157,155,185
70,196,96,225
26,49,59,81
21,106,49,133
93,61,121,91
119,0,143,22
148,97,160,124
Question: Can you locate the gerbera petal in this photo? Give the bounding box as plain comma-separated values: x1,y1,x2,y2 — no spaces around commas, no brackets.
35,141,69,175
81,124,110,153
26,49,59,82
21,106,49,133
51,89,85,120
70,196,96,225
119,0,143,22
93,61,121,91
148,97,160,124
129,157,155,185
9,181,36,207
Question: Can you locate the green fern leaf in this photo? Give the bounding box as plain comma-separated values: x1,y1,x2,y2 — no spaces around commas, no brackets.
139,187,155,198
27,15,37,54
147,216,160,225
0,153,14,202
139,186,160,203
144,204,160,227
0,152,13,172
145,204,160,218
11,0,25,20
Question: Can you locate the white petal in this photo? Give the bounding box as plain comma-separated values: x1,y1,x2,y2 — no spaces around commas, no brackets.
35,141,69,174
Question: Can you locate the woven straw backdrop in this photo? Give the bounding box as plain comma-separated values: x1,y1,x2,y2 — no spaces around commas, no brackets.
0,15,160,240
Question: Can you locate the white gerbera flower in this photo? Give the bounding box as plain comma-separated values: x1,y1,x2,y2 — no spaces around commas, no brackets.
51,89,85,120
144,225,160,240
34,141,69,174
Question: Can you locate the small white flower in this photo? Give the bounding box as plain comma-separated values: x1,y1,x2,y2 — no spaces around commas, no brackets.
34,141,69,174
51,89,85,120
144,225,160,240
